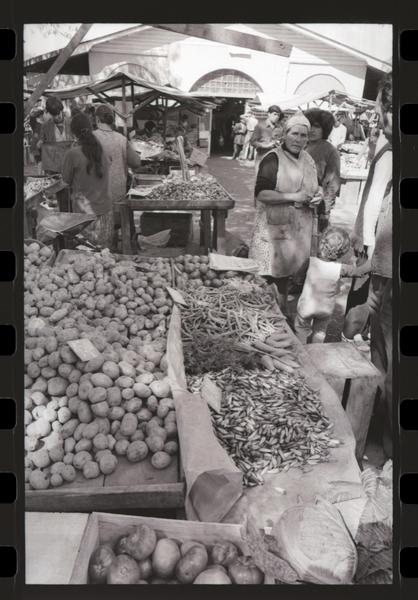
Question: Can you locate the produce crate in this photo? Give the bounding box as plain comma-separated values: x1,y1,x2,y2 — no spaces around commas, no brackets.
69,511,270,584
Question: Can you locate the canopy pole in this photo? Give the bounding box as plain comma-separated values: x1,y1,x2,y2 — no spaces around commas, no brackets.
122,77,127,136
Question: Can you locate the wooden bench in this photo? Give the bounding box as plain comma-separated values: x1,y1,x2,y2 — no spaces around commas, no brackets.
304,342,381,463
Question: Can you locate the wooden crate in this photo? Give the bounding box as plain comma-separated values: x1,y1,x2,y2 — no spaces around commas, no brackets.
69,511,265,584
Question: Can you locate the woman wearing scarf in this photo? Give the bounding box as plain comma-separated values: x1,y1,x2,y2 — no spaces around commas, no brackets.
62,113,113,249
249,114,322,312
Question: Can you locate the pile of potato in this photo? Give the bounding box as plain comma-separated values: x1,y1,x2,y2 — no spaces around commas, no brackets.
24,240,54,268
25,331,178,490
24,249,180,490
88,524,264,584
173,255,262,289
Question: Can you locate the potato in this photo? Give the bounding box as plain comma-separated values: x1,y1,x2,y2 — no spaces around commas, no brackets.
49,445,65,463
45,336,58,353
130,430,145,442
165,411,177,423
78,381,93,401
50,461,65,475
73,423,86,442
146,396,159,413
60,346,77,364
164,441,178,456
31,391,47,406
52,422,63,433
48,352,61,370
29,469,49,490
58,397,68,408
107,387,122,407
152,539,181,579
31,377,48,393
32,405,46,420
90,373,113,388
115,439,130,456
136,372,154,385
176,545,209,583
50,473,64,488
145,435,165,453
31,448,50,469
32,347,45,361
210,542,240,567
116,376,134,389
61,465,76,482
75,439,92,453
83,461,100,479
68,369,82,384
27,362,41,379
125,398,142,413
137,408,153,423
159,397,174,411
150,379,171,399
147,425,167,442
120,413,138,437
157,404,170,419
84,356,105,373
95,417,110,435
73,451,92,470
137,558,152,581
119,361,136,378
77,401,93,423
91,401,110,418
66,383,78,398
64,438,76,454
92,433,108,451
193,568,232,584
102,361,120,380
133,382,152,399
121,388,135,401
88,387,107,404
58,407,71,424
98,453,118,475
126,441,148,463
180,540,206,556
109,406,125,421
151,452,171,470
106,555,140,584
88,544,115,584
68,397,81,414
117,525,157,561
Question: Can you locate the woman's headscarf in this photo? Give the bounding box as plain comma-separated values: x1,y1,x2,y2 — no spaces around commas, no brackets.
285,113,311,133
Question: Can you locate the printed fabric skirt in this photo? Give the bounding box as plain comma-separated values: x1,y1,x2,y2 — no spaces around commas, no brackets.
249,202,313,278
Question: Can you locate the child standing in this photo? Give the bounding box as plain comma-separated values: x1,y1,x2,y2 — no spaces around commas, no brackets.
294,227,370,344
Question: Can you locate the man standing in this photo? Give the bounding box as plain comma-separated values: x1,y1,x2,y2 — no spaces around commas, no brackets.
328,111,347,150
242,109,258,161
231,115,247,160
250,105,284,172
39,97,73,174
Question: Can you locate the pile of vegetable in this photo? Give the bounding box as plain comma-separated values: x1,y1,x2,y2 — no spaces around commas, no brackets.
24,176,59,200
145,174,230,204
173,254,262,289
24,250,181,490
88,524,263,584
188,367,337,487
24,240,54,268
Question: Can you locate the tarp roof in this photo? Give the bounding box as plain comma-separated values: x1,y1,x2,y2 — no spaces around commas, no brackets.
25,69,216,115
251,89,376,112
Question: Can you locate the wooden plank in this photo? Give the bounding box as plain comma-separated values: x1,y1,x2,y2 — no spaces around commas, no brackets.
24,24,93,118
119,201,133,255
104,455,179,487
25,512,89,584
69,513,99,585
125,197,235,211
201,209,212,252
152,24,292,57
26,483,185,512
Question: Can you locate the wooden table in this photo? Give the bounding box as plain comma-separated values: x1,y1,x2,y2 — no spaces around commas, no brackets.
116,194,235,256
24,179,69,238
25,512,89,584
305,342,381,463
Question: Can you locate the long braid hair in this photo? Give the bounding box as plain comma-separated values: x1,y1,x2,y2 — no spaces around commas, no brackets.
70,113,104,178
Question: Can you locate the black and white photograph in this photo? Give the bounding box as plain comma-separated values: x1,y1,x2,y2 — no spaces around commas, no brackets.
23,23,393,586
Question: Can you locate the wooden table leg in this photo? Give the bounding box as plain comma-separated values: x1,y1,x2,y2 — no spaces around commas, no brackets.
212,210,218,250
128,205,138,254
344,376,377,464
215,210,227,255
201,209,211,253
119,203,133,255
56,187,70,212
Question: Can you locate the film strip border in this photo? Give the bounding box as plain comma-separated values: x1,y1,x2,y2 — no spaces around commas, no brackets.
0,22,417,599
0,25,19,598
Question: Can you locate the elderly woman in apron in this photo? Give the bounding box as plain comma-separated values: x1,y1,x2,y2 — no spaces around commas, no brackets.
249,114,322,313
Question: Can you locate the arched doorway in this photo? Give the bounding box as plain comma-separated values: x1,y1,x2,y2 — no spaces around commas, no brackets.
190,69,262,154
294,74,346,96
